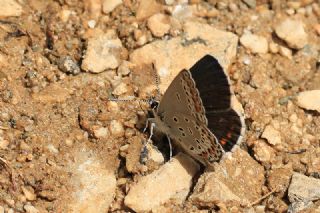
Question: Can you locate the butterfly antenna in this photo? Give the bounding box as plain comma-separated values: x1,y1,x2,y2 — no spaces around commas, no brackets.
152,63,161,102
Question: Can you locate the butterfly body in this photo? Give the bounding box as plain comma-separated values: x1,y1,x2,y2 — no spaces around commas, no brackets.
148,55,245,168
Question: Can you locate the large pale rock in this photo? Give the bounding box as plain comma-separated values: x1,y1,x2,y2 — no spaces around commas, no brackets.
0,0,22,17
130,21,238,93
190,149,264,206
275,19,308,49
296,90,320,112
124,153,200,212
65,149,117,212
82,30,123,73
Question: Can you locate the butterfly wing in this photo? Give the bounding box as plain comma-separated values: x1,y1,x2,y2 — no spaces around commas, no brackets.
190,55,245,151
157,70,207,125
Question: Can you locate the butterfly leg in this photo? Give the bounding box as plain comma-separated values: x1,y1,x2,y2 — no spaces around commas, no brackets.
146,122,155,144
142,118,150,133
166,134,172,159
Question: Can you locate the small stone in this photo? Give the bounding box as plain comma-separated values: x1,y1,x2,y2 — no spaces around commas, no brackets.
286,8,295,15
165,0,175,5
20,141,31,151
229,3,239,12
242,0,256,8
65,138,73,147
136,0,161,21
82,30,123,73
279,46,292,59
261,125,282,146
147,13,171,38
296,90,320,112
0,138,9,149
24,205,39,213
102,0,122,14
93,127,109,139
288,172,320,202
112,82,128,96
0,206,3,213
240,33,268,54
117,61,131,76
314,24,320,36
0,0,22,17
106,101,119,112
109,120,124,137
124,153,200,212
47,144,59,154
58,56,80,75
275,19,308,49
269,42,279,53
22,186,37,201
172,4,193,20
87,20,96,28
147,144,165,164
253,140,276,163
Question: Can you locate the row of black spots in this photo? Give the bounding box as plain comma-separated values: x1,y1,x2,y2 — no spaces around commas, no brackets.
187,127,193,135
178,127,186,137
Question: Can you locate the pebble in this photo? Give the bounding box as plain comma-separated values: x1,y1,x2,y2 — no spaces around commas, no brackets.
165,0,175,5
147,144,165,164
288,172,320,202
57,56,80,75
0,0,22,17
117,61,132,76
124,153,200,212
269,42,279,53
93,127,109,139
147,13,171,37
279,46,292,59
242,0,256,8
314,24,320,36
275,19,308,49
47,144,59,154
102,0,122,14
87,20,96,28
0,138,9,149
82,30,123,73
65,138,74,147
112,82,128,96
24,205,39,213
261,125,282,146
296,90,320,112
229,3,239,12
190,149,264,206
109,120,125,137
22,186,37,201
0,206,3,213
240,33,269,54
252,140,275,163
136,0,161,21
172,4,193,20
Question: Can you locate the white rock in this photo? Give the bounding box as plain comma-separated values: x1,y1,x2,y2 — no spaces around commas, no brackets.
275,19,308,49
102,0,122,14
279,45,292,59
296,90,320,112
147,13,171,37
261,125,282,146
0,0,22,17
112,82,128,96
240,33,268,54
66,149,117,212
130,21,238,93
109,120,124,137
82,30,123,73
124,153,200,212
288,172,320,202
93,127,109,139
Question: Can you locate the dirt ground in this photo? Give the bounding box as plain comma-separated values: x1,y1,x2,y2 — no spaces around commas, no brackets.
0,0,320,212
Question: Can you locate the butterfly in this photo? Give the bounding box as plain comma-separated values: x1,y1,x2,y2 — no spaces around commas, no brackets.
146,55,245,168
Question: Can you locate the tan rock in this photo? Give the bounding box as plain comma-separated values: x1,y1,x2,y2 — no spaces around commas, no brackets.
82,30,123,73
125,153,200,212
24,205,39,213
147,13,171,37
261,125,282,146
296,90,320,112
275,19,308,49
32,84,72,103
0,0,22,17
136,0,162,21
102,0,122,14
22,186,36,201
109,120,125,137
190,149,264,206
130,21,238,94
253,140,276,163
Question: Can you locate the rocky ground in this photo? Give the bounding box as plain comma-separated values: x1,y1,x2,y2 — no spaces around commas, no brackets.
0,0,320,212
